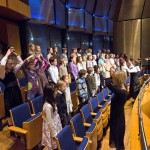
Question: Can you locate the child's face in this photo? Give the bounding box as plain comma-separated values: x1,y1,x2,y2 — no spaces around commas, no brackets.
82,56,86,61
89,55,92,60
53,59,57,66
83,73,87,78
28,63,35,71
92,56,96,60
59,84,66,93
97,68,100,73
80,57,82,62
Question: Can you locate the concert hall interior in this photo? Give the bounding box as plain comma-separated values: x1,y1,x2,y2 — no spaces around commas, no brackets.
0,0,150,150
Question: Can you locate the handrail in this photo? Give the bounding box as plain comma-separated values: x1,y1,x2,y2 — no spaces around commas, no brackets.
138,76,150,150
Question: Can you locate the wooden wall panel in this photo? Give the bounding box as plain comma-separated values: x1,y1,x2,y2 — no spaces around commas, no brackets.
0,19,8,45
7,23,21,55
0,0,6,7
7,0,30,18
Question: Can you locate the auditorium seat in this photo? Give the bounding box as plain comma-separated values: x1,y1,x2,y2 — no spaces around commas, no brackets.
80,104,103,141
70,113,97,150
102,88,111,104
89,97,108,128
56,125,89,150
9,103,42,149
71,90,79,113
30,95,43,114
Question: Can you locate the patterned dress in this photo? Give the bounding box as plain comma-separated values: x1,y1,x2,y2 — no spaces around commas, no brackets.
42,102,62,150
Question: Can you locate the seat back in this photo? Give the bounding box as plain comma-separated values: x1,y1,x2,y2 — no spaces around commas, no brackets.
70,113,86,138
80,104,93,124
0,93,5,119
102,88,107,98
10,103,31,128
56,125,76,150
89,97,99,113
30,95,43,114
97,92,104,104
71,90,79,111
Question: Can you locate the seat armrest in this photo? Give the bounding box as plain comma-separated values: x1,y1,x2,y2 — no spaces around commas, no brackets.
104,99,107,102
9,126,27,134
98,104,102,108
91,112,97,116
83,123,91,127
74,136,83,142
31,114,35,116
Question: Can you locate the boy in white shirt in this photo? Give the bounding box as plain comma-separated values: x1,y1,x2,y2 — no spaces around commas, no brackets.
48,57,59,84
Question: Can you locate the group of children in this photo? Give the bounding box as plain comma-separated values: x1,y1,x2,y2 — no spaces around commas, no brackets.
0,44,142,150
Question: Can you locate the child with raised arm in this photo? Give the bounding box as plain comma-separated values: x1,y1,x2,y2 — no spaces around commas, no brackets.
23,55,41,100
0,46,23,125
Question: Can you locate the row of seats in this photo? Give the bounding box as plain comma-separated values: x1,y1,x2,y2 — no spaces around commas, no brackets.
8,87,113,150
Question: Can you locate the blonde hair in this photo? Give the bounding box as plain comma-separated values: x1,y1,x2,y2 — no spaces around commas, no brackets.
56,80,66,88
87,67,94,74
113,71,127,87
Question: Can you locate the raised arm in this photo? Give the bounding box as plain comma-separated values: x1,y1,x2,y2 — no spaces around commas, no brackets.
14,54,23,73
0,49,12,79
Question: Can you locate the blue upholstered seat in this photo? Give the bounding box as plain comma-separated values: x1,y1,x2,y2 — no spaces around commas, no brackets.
30,95,43,114
19,77,27,87
102,88,111,102
80,104,93,124
9,103,43,149
97,92,105,105
56,125,89,150
10,103,31,128
0,82,5,93
71,113,86,138
69,81,76,93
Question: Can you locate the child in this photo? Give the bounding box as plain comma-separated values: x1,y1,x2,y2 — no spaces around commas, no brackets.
69,56,78,80
48,57,59,84
76,69,88,110
55,80,69,127
0,47,23,124
47,47,53,60
61,48,68,64
62,75,73,115
86,54,93,68
76,56,84,71
59,58,68,78
92,55,97,67
42,83,62,150
82,55,87,70
94,65,101,93
23,55,41,100
107,71,128,149
86,67,96,97
35,53,49,94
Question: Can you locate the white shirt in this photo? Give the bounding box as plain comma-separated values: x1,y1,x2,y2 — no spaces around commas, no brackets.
94,73,100,87
77,63,84,71
82,61,87,70
48,65,59,84
65,86,73,114
92,60,97,66
127,66,141,73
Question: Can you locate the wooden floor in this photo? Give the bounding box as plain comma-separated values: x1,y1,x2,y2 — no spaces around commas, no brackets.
0,100,133,150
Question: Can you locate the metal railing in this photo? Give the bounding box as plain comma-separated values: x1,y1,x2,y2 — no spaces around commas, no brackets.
138,76,150,150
